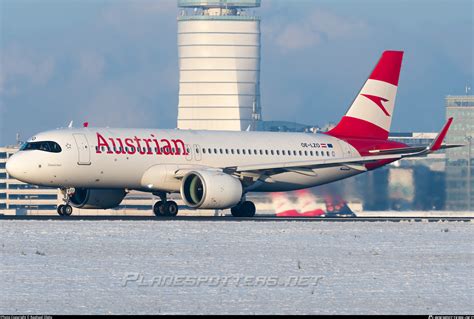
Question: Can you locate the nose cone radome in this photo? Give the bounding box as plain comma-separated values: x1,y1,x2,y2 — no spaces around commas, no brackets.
6,154,27,181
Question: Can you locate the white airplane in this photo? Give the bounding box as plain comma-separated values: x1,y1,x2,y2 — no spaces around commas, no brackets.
270,192,300,217
6,51,460,217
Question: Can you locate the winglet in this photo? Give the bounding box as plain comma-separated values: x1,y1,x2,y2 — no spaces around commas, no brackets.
429,117,453,151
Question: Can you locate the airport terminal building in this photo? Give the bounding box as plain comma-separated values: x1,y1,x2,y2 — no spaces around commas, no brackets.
445,95,474,211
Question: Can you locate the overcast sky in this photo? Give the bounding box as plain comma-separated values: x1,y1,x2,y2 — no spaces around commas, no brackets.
0,0,472,145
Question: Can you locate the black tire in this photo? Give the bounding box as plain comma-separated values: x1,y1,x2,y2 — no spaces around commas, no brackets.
57,205,65,216
153,201,164,216
241,201,256,217
164,201,179,217
231,201,256,217
231,206,241,217
61,205,73,216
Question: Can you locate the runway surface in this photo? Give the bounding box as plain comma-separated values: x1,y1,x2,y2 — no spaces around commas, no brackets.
0,215,472,222
2,219,472,314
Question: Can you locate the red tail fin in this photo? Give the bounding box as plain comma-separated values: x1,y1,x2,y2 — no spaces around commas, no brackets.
327,51,404,140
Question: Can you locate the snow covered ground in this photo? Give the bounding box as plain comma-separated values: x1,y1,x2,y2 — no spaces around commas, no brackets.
1,220,473,315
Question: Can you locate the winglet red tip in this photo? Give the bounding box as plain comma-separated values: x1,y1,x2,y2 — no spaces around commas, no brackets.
430,117,453,151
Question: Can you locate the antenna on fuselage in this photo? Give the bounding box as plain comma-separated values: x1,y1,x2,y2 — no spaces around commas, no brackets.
68,121,74,128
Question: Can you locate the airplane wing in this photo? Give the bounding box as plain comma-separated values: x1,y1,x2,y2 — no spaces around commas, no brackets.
225,153,401,175
368,143,462,156
226,118,461,175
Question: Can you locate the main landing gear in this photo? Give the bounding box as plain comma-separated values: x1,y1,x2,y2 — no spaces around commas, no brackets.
57,188,75,216
231,201,256,218
153,192,179,217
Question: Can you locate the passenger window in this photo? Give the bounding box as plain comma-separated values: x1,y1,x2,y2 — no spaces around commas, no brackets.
327,151,330,156
293,150,297,156
237,149,240,155
271,150,274,155
299,151,302,156
243,149,246,155
225,149,229,154
265,150,269,155
202,148,206,154
304,151,308,156
276,150,280,155
259,150,263,155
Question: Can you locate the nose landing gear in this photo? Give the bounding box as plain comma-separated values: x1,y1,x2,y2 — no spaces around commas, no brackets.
57,188,75,216
57,204,73,216
153,192,179,217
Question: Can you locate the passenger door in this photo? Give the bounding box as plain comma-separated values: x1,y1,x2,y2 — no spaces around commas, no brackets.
73,134,91,165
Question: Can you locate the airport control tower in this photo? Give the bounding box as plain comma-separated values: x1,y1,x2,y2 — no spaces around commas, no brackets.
177,0,262,131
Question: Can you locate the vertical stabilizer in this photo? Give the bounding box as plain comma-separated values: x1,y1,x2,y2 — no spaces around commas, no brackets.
327,51,404,140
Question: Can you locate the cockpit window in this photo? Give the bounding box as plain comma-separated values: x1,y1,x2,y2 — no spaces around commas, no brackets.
20,141,62,153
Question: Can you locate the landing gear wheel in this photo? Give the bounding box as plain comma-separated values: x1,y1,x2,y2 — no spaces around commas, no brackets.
153,201,179,217
231,201,256,217
153,201,164,216
164,201,179,217
57,204,65,216
59,204,73,216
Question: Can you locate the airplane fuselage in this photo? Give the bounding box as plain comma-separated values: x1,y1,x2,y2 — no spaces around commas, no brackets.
7,127,383,193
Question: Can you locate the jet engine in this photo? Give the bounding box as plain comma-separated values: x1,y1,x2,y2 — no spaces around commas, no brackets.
180,170,243,209
70,188,126,209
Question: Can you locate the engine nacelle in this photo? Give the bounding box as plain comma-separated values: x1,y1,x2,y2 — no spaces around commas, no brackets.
180,170,243,209
70,188,126,209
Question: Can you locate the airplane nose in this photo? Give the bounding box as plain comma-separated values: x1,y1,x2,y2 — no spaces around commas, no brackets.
6,155,24,180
